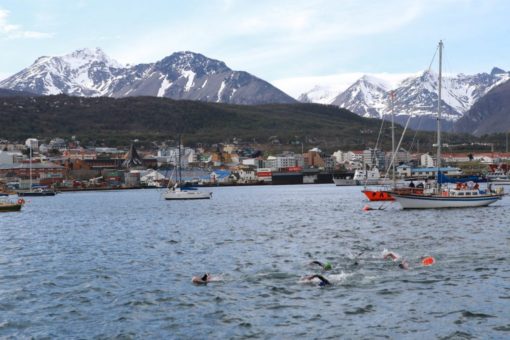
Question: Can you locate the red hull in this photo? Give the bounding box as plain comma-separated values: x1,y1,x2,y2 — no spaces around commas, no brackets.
362,190,394,201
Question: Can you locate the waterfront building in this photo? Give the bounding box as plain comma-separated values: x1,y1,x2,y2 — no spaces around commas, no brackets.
48,138,67,151
62,148,97,160
157,147,196,166
420,153,435,167
332,150,345,163
303,149,325,168
0,162,65,187
0,151,14,164
396,165,462,178
362,148,385,170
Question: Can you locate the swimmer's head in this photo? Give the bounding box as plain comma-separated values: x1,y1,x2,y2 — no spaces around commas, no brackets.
201,274,208,281
399,260,409,270
323,262,332,270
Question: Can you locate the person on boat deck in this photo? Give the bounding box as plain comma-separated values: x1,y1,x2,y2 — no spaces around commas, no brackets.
409,181,415,188
302,274,331,286
416,182,424,188
310,260,332,270
192,273,212,285
474,183,479,190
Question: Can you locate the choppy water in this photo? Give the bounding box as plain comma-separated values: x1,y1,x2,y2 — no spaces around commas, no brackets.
1,185,509,338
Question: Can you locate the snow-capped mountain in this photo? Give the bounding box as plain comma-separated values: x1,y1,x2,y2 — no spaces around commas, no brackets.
297,84,345,104
330,75,392,118
300,68,510,131
0,48,123,96
0,49,296,105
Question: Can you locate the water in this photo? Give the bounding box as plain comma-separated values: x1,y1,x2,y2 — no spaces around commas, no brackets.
1,185,509,338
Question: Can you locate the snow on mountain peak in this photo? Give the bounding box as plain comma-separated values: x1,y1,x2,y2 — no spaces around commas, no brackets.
65,47,123,68
359,75,392,91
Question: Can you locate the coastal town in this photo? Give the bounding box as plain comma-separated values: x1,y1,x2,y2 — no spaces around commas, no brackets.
1,136,509,192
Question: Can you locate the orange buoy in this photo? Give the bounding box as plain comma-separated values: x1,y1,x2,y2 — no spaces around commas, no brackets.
421,256,435,266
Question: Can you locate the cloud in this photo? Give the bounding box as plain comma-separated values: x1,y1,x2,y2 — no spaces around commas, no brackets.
110,0,430,75
0,8,53,39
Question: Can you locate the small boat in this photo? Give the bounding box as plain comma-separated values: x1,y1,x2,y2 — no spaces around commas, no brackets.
18,143,56,197
18,188,56,197
333,172,356,186
486,170,510,185
163,136,212,201
362,89,397,202
0,198,24,212
164,184,212,200
334,168,382,186
362,189,394,201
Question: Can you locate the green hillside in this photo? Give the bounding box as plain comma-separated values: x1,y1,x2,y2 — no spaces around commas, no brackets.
0,94,489,151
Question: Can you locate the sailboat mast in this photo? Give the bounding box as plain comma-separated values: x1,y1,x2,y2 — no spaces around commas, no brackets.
178,136,182,186
29,146,32,191
391,91,396,187
437,40,443,190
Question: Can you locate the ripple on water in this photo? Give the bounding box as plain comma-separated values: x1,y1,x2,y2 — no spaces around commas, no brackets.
1,186,510,338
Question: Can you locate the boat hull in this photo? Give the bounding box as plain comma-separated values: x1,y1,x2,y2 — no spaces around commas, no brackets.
164,190,212,200
362,190,394,201
18,191,56,197
0,203,22,212
333,178,358,186
390,193,503,209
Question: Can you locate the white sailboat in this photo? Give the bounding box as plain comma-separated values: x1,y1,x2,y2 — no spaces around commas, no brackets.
163,137,212,201
387,41,505,209
18,140,56,197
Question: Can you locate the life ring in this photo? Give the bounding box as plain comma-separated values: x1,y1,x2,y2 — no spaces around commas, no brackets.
17,198,25,205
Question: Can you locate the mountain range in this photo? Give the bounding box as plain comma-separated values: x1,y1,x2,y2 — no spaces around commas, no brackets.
299,68,510,131
0,48,296,105
2,48,510,135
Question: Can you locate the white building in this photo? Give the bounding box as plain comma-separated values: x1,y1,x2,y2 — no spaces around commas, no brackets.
265,155,302,170
420,153,435,167
157,147,196,166
0,151,14,164
332,150,345,163
25,138,38,150
363,148,385,170
396,165,462,178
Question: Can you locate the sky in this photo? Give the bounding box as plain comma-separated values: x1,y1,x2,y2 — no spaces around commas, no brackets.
1,0,510,97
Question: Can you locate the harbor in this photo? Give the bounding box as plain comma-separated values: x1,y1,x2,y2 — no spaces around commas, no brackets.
1,185,509,338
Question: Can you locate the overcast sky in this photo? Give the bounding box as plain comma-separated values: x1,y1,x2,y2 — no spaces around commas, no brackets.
1,0,509,96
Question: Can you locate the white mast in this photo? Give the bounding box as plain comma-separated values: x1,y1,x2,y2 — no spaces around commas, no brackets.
29,147,32,192
391,90,396,187
436,40,443,190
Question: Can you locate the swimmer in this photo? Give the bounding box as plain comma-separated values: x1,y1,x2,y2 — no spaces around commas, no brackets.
383,252,400,261
353,251,364,266
192,273,211,285
302,274,331,287
398,260,410,270
310,260,332,270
